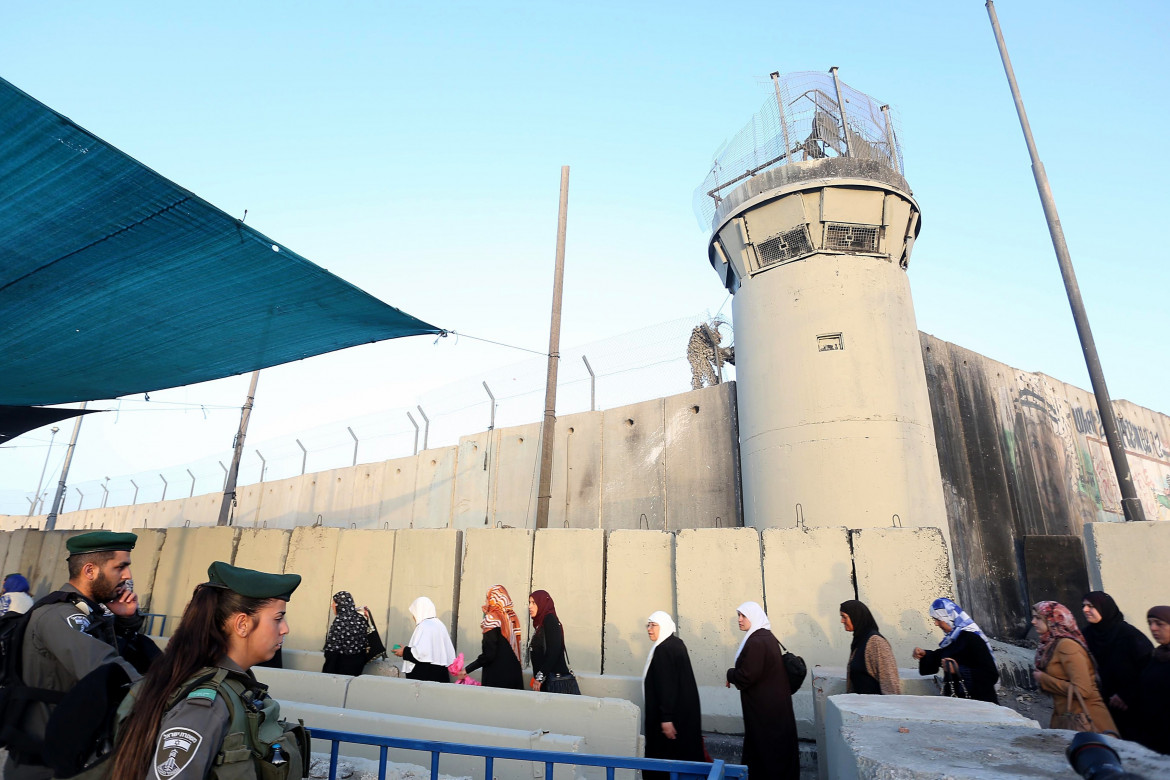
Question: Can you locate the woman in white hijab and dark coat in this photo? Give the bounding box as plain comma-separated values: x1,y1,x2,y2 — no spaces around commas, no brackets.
725,601,799,779
392,596,456,683
642,611,704,778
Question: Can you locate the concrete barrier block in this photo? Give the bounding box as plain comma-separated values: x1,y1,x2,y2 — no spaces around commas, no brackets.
125,498,187,530
550,411,602,529
489,423,542,530
676,528,763,686
601,399,666,531
812,666,940,780
252,666,351,707
378,455,418,529
344,675,641,759
344,463,388,529
284,702,586,780
179,493,221,527
451,431,492,530
1084,520,1170,631
3,529,45,596
152,527,241,631
233,482,265,527
664,385,740,529
129,528,166,612
603,530,674,676
0,532,10,575
824,693,1041,780
458,528,533,657
283,525,341,651
532,529,605,674
54,510,89,530
79,505,129,531
233,529,291,574
308,468,352,526
412,447,457,529
763,527,855,671
29,530,85,596
851,527,952,664
255,475,312,529
388,529,461,655
333,529,396,633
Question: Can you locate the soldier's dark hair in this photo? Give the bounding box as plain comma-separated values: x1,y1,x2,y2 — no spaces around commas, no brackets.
111,583,272,779
66,550,116,580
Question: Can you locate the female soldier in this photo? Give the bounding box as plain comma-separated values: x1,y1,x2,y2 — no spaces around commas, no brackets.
111,562,307,779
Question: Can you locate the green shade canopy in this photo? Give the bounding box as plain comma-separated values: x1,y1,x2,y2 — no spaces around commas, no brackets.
0,77,441,407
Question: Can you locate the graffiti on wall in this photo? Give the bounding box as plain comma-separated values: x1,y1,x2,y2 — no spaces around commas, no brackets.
1010,370,1170,521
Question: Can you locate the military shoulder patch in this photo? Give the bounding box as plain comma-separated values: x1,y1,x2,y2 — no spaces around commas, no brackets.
154,726,203,778
185,687,218,705
65,613,90,632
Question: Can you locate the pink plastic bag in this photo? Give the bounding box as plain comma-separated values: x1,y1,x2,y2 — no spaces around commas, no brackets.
448,653,482,685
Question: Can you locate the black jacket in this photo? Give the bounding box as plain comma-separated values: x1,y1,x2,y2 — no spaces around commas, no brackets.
466,627,523,689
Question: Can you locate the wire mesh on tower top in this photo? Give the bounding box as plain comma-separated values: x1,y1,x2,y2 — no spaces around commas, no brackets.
693,71,906,231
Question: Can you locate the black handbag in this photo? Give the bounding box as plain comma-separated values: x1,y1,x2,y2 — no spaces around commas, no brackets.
364,611,387,662
939,658,971,699
778,640,807,691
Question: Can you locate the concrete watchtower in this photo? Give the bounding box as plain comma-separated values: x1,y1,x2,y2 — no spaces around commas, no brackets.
695,70,947,534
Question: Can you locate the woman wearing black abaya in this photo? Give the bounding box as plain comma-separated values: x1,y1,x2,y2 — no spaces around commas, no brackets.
725,601,799,779
642,611,704,778
322,591,370,676
1082,591,1153,740
1133,605,1170,755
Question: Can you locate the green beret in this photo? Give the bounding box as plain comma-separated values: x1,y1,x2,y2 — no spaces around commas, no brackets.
66,531,138,557
206,562,300,601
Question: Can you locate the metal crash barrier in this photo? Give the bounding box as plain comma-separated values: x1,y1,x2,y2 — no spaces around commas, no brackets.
308,728,750,780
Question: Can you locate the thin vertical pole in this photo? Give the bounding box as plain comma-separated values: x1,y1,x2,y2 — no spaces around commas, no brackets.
829,67,852,158
296,439,307,475
130,480,139,506
880,104,900,174
348,426,359,467
769,72,794,163
218,369,260,526
159,474,168,502
256,451,267,483
46,403,86,530
536,166,570,530
187,469,197,498
29,426,58,516
407,413,419,455
483,382,496,430
582,355,596,412
416,406,430,451
986,1,1144,521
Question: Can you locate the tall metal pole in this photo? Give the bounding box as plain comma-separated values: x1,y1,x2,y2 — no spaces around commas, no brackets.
46,403,86,530
218,369,260,526
986,1,1145,521
769,72,794,163
880,104,901,175
829,67,853,158
536,166,570,530
29,426,59,516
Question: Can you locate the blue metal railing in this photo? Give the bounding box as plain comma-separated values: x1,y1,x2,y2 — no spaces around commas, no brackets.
141,612,169,636
309,728,749,780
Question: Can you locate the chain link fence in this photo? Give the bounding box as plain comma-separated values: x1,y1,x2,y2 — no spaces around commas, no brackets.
2,314,735,514
693,70,905,231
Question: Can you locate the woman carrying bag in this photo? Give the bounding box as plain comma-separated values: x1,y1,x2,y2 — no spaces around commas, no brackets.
322,591,371,677
1032,601,1117,735
527,590,579,694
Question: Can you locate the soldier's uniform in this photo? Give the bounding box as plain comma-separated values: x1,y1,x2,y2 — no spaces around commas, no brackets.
142,562,307,780
4,532,142,780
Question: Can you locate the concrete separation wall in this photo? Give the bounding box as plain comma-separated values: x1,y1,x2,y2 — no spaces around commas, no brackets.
151,527,240,632
532,529,605,674
458,528,532,657
601,399,667,531
676,527,763,686
763,527,855,672
332,529,397,637
851,527,952,664
663,387,740,529
603,531,674,676
283,525,340,651
129,528,166,612
388,529,461,654
1084,520,1170,628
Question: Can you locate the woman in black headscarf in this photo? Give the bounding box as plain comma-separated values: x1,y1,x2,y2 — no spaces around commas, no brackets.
840,600,900,695
1081,591,1152,740
1134,605,1170,755
322,591,371,676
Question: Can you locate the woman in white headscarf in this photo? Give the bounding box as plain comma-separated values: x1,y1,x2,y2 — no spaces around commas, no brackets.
392,596,456,683
725,601,798,779
642,611,704,777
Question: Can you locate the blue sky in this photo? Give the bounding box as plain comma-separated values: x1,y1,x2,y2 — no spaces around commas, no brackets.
2,1,1167,510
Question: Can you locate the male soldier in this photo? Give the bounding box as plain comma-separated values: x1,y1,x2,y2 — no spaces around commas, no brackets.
4,531,144,780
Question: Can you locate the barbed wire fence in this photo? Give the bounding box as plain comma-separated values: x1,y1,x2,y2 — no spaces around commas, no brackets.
1,313,735,515
693,70,905,231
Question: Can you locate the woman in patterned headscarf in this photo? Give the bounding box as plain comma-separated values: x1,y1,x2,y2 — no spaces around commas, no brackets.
1032,600,1117,734
459,584,523,689
912,597,999,702
322,591,371,676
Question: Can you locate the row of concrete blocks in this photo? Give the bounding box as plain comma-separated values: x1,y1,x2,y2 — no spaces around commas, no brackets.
0,523,956,690
0,384,741,533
